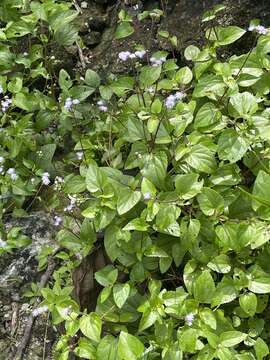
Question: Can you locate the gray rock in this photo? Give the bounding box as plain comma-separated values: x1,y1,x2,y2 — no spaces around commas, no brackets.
0,211,57,299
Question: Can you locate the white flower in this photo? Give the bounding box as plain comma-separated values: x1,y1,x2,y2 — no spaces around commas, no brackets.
0,156,4,163
32,305,49,317
118,51,131,61
175,91,184,100
99,105,108,112
143,192,151,200
185,313,195,326
76,151,83,160
54,216,62,226
135,50,146,58
0,238,7,247
42,172,50,185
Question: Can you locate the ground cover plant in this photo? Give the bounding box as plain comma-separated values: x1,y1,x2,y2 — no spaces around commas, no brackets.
1,0,270,359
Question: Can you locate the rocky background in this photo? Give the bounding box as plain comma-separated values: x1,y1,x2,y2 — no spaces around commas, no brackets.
1,0,270,359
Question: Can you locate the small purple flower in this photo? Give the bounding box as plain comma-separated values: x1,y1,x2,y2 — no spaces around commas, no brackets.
118,51,131,61
143,192,151,200
64,97,72,110
248,24,268,34
54,216,62,226
148,87,155,96
165,95,176,109
150,12,160,18
0,238,7,247
129,53,136,59
72,99,80,105
185,313,195,326
135,50,146,58
23,52,28,56
99,105,108,112
248,24,256,31
42,172,50,185
175,91,184,100
257,25,267,34
76,151,83,160
97,100,104,106
32,305,49,317
7,168,18,179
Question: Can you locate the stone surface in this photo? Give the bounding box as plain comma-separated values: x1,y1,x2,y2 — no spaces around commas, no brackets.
0,212,58,360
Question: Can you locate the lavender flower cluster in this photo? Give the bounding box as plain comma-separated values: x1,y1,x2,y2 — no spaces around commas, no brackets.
1,96,12,112
7,168,18,180
42,172,50,185
32,305,49,317
64,97,80,110
97,100,107,112
165,91,184,109
248,24,268,34
0,238,7,247
118,49,146,61
185,313,195,326
150,56,166,66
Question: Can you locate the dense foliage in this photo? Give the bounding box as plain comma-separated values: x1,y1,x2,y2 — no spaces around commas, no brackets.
1,0,270,359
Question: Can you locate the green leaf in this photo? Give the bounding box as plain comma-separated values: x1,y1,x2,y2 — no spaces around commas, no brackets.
54,24,78,46
140,65,161,86
115,23,134,39
247,265,270,294
220,331,247,347
206,26,246,45
74,337,96,359
64,175,86,194
48,9,78,31
194,102,222,131
156,204,181,230
118,332,144,360
207,255,231,274
216,222,250,251
117,188,141,215
79,313,102,342
211,276,238,307
178,328,198,353
85,69,101,88
192,74,226,99
184,144,217,174
151,98,162,114
139,309,159,332
97,335,120,360
158,30,169,38
86,165,108,193
252,170,270,211
8,77,22,93
194,270,215,303
113,284,130,308
95,265,118,287
200,308,217,330
218,129,250,163
175,173,204,199
176,66,193,84
229,92,258,118
123,218,149,231
210,164,241,186
254,338,269,360
141,152,168,189
239,293,257,316
184,45,200,61
197,187,224,216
